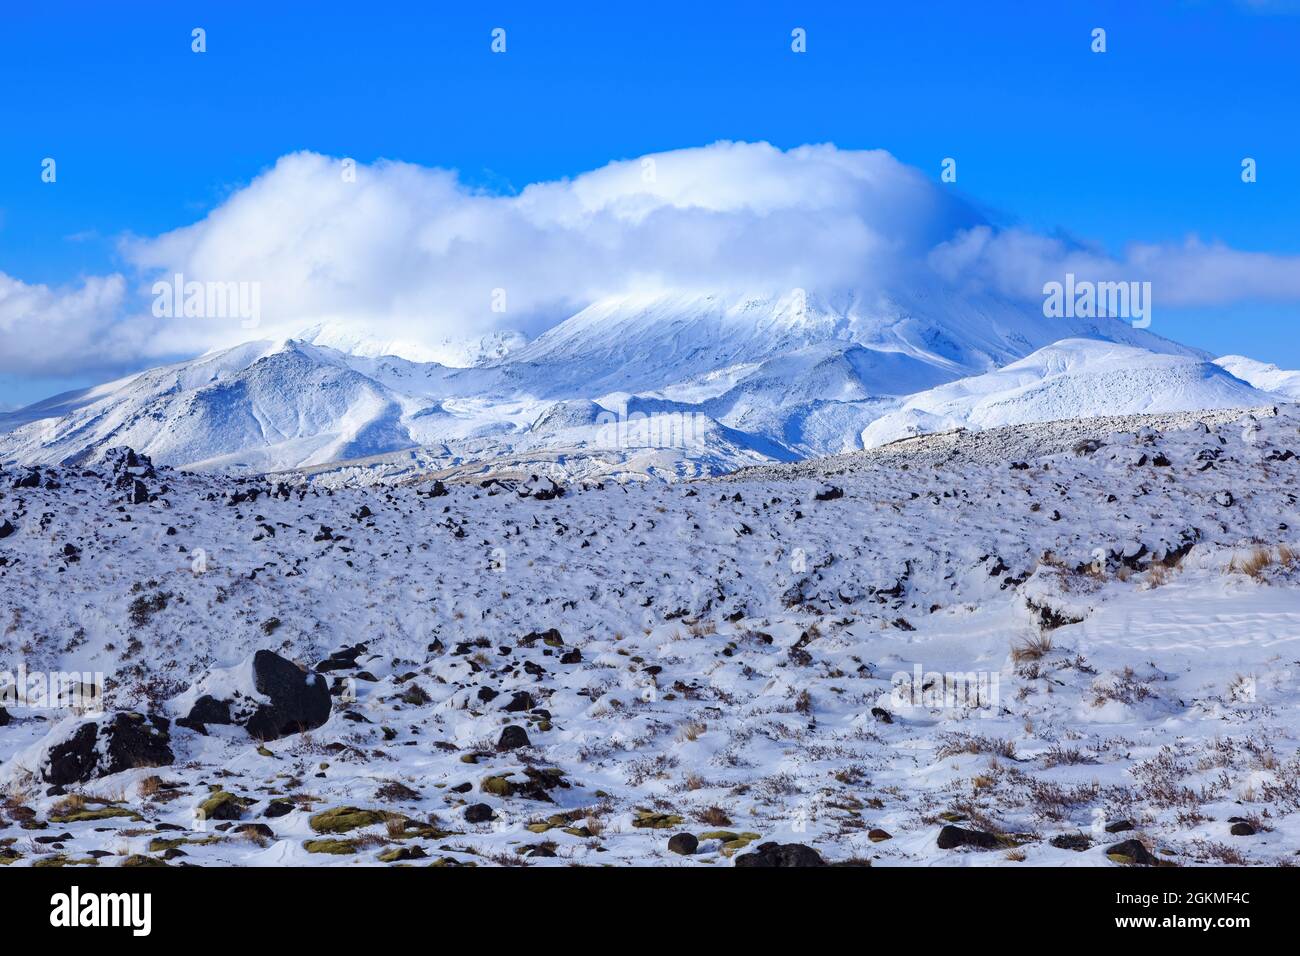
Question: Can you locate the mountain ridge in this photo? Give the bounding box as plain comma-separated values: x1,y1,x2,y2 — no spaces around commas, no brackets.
0,289,1279,477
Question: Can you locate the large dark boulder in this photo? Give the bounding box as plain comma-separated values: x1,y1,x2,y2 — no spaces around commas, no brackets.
733,842,826,867
178,651,330,741
936,825,1000,850
244,650,331,741
43,712,173,785
1105,839,1158,865
176,695,233,734
496,725,531,751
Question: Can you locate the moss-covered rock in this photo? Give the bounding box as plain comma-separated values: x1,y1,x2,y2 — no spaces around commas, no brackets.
147,835,221,853
34,854,100,867
377,845,427,862
120,854,168,867
719,832,762,855
303,838,359,854
197,790,247,822
49,807,140,824
308,806,387,833
632,809,685,829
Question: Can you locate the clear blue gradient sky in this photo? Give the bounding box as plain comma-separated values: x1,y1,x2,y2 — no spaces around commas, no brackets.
0,0,1297,404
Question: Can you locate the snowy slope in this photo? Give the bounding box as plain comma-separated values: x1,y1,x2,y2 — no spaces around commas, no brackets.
862,339,1278,448
3,405,1300,866
1215,354,1300,399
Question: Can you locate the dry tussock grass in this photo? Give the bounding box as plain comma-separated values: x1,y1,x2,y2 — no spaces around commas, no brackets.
1012,632,1053,663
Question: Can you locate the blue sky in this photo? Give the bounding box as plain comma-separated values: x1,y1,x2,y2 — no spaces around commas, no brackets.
0,0,1297,404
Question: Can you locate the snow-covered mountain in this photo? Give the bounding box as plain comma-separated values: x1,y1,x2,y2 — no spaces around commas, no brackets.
1214,354,1300,399
862,339,1279,448
0,289,1287,476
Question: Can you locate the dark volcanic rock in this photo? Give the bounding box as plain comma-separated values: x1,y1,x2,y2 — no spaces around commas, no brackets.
936,825,999,850
667,832,699,856
733,842,826,867
518,475,564,500
178,695,232,734
244,650,332,741
464,803,496,824
1050,833,1092,852
264,800,295,819
503,690,536,713
496,724,531,751
43,712,173,785
1106,839,1158,865
316,643,367,672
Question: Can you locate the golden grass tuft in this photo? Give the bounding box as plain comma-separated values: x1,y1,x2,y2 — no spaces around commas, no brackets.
1011,632,1053,663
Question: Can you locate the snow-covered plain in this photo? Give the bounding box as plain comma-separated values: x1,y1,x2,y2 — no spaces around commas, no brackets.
2,402,1300,866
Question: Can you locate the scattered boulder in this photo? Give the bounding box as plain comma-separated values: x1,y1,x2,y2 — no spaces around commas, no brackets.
197,791,247,822
317,643,367,672
1229,820,1256,837
734,842,826,867
1050,833,1092,852
264,800,295,819
518,475,564,500
1105,839,1158,865
308,807,387,834
667,832,698,856
464,803,496,824
936,825,999,850
378,845,426,862
42,712,173,786
496,725,531,751
176,695,231,734
182,650,331,742
503,690,536,713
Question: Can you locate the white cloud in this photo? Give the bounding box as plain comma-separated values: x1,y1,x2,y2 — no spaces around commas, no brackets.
0,272,130,377
3,140,1300,379
929,226,1300,307
117,142,977,355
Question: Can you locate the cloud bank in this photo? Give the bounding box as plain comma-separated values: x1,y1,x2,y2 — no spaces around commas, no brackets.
4,141,1300,379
